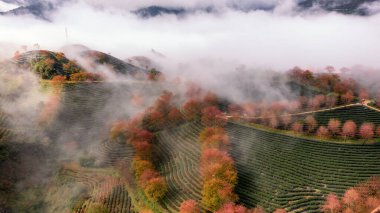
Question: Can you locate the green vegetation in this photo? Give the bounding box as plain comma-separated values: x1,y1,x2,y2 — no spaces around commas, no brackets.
227,122,380,212
155,122,202,212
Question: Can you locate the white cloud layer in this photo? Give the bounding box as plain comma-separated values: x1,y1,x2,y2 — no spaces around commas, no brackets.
0,0,380,74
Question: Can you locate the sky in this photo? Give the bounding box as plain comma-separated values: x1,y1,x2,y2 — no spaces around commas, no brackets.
0,0,380,73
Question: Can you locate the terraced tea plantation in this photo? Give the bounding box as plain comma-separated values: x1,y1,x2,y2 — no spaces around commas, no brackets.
227,122,380,212
294,104,380,127
155,122,203,212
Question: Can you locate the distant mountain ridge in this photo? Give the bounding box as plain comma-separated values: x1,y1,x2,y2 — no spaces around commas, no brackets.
0,0,379,20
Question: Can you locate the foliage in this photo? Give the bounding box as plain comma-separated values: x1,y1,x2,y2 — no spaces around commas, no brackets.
341,120,357,140
143,177,168,202
201,106,226,127
179,199,199,213
359,122,374,141
201,178,237,211
327,119,341,136
322,193,341,213
70,72,104,82
132,157,154,178
183,99,203,121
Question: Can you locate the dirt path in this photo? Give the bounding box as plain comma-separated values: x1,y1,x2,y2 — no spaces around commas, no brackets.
222,103,362,120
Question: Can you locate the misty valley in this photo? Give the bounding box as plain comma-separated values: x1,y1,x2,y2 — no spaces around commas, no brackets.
1,0,380,213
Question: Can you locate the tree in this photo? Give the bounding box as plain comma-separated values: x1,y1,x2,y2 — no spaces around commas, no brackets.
167,107,184,126
291,121,303,134
201,106,226,127
359,122,374,143
342,188,360,207
342,120,357,141
309,95,326,110
216,203,249,213
316,126,330,139
322,193,341,213
328,119,341,136
281,114,292,129
201,178,237,211
132,140,152,158
179,200,199,213
326,93,338,108
109,120,129,140
132,157,154,178
203,92,219,107
143,177,168,201
269,116,279,129
305,115,318,133
342,90,354,104
183,99,202,121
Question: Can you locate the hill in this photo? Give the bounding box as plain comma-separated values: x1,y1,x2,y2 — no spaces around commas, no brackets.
11,49,149,80
227,122,380,212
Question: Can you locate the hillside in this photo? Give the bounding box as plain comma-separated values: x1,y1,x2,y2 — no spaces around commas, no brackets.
227,122,380,212
11,49,149,80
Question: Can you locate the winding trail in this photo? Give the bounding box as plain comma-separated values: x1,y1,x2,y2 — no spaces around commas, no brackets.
221,101,380,121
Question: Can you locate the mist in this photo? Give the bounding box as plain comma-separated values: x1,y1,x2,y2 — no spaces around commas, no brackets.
0,0,380,73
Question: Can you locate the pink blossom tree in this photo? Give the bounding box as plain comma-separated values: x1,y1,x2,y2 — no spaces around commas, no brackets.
322,193,341,213
342,120,357,142
317,126,330,139
328,119,341,137
359,122,374,144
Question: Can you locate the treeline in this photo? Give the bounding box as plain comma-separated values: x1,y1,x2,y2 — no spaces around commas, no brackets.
179,85,286,213
322,176,380,213
109,90,188,210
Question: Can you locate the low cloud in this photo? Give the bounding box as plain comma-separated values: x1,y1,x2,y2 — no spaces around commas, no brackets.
0,0,380,73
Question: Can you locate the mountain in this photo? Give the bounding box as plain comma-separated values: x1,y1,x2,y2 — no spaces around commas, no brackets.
0,0,379,20
0,1,54,20
298,0,379,15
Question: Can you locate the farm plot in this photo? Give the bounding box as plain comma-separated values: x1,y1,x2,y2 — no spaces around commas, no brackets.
227,122,380,213
293,105,380,127
155,122,203,212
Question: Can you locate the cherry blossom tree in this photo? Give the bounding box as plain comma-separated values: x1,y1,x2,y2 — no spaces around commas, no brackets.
179,200,199,213
322,193,341,213
341,90,354,104
328,119,341,136
291,121,303,134
342,120,357,141
305,115,318,133
359,122,374,143
316,126,330,139
281,113,292,129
